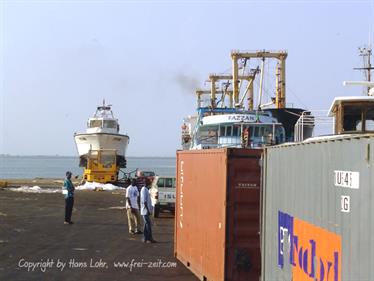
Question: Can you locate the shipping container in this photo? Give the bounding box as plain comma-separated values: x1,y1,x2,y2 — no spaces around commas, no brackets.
261,134,374,281
175,148,262,281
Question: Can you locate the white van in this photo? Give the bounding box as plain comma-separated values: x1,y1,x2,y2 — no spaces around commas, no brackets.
149,176,176,218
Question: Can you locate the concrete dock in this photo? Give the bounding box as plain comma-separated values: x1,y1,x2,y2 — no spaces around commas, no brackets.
0,189,198,281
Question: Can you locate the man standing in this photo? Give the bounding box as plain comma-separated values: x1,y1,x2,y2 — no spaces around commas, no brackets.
126,178,142,234
140,178,156,243
63,171,75,225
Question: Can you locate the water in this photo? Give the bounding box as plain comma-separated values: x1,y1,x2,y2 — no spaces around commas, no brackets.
0,155,176,179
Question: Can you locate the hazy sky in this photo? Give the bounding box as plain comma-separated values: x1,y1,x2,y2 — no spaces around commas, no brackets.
1,0,374,156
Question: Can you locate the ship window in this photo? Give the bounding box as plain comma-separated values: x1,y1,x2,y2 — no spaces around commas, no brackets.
364,108,374,131
248,126,252,136
366,120,374,131
264,126,271,135
260,127,265,136
233,126,239,136
247,126,253,137
275,126,285,144
104,120,117,129
198,126,218,144
90,120,102,128
220,126,225,136
226,126,232,136
343,105,374,132
343,106,362,131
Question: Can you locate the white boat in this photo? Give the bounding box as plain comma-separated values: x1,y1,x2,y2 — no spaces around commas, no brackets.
74,100,129,167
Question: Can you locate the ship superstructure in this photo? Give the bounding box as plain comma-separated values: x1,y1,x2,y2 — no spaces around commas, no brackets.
182,50,309,150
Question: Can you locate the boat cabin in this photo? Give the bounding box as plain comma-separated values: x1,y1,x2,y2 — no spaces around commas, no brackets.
328,96,374,134
86,103,120,134
192,111,286,149
87,118,119,133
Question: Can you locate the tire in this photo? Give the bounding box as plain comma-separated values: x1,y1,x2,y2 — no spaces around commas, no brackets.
153,205,160,218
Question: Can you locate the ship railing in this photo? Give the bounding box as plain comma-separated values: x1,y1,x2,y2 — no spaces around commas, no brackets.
294,110,334,142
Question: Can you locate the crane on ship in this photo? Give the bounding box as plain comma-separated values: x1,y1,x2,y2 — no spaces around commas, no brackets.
231,50,288,109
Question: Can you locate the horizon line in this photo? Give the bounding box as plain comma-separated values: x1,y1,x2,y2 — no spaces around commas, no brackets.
0,154,177,158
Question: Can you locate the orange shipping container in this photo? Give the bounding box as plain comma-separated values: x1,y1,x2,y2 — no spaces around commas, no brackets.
175,148,262,281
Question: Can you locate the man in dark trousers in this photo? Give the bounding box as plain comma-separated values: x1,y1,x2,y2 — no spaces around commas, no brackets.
63,171,75,225
140,178,156,243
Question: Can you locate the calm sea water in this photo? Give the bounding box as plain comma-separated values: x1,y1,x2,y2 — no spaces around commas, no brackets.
0,155,176,179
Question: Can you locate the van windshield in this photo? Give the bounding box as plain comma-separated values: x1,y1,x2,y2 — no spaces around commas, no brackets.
165,178,173,187
143,171,155,177
157,177,176,188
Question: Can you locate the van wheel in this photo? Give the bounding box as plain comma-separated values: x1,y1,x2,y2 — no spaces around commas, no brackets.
153,206,160,218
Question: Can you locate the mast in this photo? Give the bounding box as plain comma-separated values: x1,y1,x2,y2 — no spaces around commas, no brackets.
230,50,288,109
354,46,374,95
208,73,255,109
258,58,265,110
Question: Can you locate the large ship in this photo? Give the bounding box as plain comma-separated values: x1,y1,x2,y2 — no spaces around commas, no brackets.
181,50,311,150
74,100,129,182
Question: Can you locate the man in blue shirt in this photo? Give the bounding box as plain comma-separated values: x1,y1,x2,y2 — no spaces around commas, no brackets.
63,171,75,225
140,178,156,243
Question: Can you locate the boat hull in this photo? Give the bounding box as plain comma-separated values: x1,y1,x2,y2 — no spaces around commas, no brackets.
74,133,129,158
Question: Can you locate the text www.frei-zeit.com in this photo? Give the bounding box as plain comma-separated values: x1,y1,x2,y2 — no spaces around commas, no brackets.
113,259,177,271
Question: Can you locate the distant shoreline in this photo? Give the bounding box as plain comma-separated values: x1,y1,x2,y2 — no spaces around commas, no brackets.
0,155,176,179
0,155,176,158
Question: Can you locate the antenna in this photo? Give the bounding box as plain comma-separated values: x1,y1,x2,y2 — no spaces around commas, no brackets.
353,46,374,94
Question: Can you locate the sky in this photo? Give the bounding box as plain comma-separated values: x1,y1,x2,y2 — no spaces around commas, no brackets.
1,0,374,156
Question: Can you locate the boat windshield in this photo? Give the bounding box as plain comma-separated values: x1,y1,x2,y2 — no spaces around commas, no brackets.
89,119,102,128
196,126,219,146
88,119,118,130
103,120,118,129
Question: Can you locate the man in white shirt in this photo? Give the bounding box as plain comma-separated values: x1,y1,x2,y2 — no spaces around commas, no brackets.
140,178,156,243
126,179,142,234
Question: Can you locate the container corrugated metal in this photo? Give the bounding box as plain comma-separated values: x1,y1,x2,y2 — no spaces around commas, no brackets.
261,134,374,281
175,148,262,281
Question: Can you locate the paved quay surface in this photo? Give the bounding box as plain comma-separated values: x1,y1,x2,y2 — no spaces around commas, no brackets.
0,189,198,281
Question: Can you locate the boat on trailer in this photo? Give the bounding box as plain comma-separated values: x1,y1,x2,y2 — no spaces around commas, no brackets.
74,100,129,169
